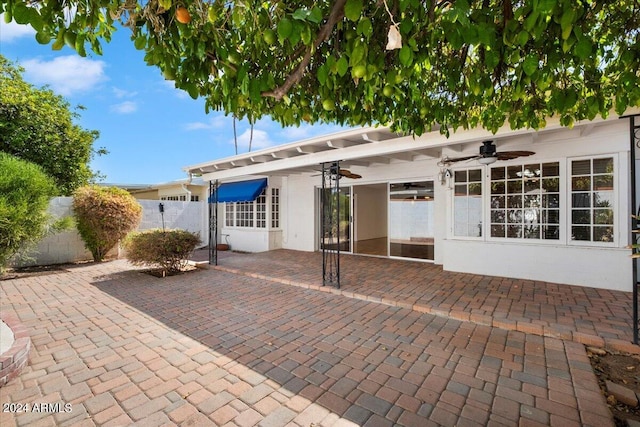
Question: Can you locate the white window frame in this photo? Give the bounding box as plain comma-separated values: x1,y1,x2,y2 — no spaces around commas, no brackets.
271,188,281,229
451,168,484,240
450,155,620,248
223,187,280,230
486,160,563,244
566,154,618,247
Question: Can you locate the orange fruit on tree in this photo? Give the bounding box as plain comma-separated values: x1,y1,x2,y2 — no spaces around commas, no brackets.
176,7,191,24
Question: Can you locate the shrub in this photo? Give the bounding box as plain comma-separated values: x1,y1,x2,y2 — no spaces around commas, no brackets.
73,185,142,262
0,153,58,272
123,229,201,275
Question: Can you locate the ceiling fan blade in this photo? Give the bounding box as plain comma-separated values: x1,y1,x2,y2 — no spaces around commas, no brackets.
496,150,535,160
343,172,362,179
444,155,480,164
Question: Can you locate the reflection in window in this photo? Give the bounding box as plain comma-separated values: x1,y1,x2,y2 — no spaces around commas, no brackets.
490,162,560,240
454,169,483,237
389,181,434,260
571,157,614,242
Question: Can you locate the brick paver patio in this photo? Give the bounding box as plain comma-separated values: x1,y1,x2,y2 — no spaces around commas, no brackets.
203,249,636,351
0,255,618,426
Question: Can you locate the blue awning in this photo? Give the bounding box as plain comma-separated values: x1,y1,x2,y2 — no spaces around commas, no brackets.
209,178,268,203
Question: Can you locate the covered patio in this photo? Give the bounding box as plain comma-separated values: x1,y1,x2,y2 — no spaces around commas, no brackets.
193,249,636,351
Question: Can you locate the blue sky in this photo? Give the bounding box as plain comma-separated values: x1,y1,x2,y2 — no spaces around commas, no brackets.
0,19,347,184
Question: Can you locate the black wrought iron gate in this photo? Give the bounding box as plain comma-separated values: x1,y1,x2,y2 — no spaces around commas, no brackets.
321,161,341,288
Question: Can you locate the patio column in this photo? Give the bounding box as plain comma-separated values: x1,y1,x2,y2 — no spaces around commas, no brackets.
209,180,219,266
321,161,341,288
622,114,640,344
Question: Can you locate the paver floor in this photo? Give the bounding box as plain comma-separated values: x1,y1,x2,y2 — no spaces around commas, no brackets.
1,259,613,426
202,249,635,350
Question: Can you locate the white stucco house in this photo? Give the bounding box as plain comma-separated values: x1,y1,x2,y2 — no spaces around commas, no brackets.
184,110,640,292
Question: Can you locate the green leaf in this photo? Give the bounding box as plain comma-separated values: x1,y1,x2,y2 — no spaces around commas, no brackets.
277,18,293,44
186,84,198,99
399,45,413,67
522,55,538,76
301,25,312,45
574,38,592,60
356,18,373,37
560,9,575,40
309,7,323,24
524,11,539,32
158,0,172,9
535,0,556,14
517,30,529,47
317,64,328,85
344,0,363,22
13,3,30,25
349,40,366,66
292,8,309,21
336,56,349,76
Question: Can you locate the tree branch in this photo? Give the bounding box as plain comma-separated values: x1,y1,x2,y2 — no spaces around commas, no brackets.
262,0,348,100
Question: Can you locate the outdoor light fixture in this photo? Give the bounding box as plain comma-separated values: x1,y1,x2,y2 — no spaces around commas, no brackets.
159,203,165,231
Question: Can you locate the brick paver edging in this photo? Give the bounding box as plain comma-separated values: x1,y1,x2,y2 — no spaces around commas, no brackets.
0,313,31,387
210,264,640,355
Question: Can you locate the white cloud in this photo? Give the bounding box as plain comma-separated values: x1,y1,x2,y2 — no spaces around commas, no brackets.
110,101,138,114
229,129,274,152
21,56,106,96
0,18,35,43
112,87,138,99
185,115,228,131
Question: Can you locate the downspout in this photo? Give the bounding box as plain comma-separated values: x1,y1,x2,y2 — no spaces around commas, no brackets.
181,184,192,202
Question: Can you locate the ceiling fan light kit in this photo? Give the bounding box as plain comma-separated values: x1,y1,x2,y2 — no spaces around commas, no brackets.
478,156,497,165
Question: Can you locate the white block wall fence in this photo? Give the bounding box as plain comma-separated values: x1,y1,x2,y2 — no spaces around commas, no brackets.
11,197,208,268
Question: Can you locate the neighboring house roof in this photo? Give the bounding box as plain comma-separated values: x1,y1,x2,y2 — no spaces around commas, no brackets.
100,178,206,194
184,112,634,182
99,183,154,191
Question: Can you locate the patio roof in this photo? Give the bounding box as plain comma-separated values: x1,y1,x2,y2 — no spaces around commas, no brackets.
183,114,620,182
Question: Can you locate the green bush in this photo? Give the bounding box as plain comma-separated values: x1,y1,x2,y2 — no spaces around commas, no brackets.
123,229,201,275
0,153,58,272
73,185,142,262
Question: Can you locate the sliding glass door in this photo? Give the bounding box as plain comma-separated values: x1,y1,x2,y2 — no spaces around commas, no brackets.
389,181,435,260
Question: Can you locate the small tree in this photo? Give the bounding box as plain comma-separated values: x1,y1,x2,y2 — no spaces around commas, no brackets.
73,186,142,262
124,229,201,276
0,56,104,195
0,153,58,272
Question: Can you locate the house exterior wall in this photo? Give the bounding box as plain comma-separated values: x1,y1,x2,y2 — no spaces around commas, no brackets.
271,119,633,291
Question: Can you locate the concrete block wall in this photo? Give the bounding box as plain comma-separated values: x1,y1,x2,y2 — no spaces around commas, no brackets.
11,197,207,268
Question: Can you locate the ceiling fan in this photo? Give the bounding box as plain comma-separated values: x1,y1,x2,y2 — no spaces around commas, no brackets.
437,140,535,166
313,164,362,179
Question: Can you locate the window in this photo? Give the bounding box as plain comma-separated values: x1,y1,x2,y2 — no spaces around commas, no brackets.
225,203,234,227
490,162,560,240
236,201,254,227
453,169,483,237
570,157,614,243
223,188,280,229
256,192,267,228
271,188,280,228
191,195,199,202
